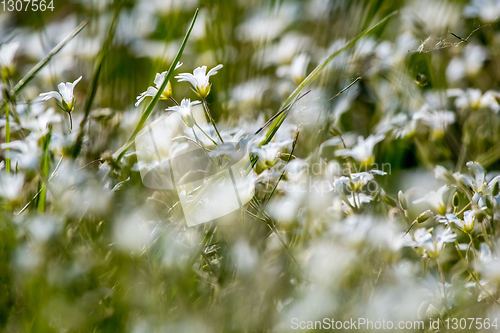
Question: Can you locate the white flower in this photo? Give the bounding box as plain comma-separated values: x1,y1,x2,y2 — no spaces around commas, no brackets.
166,98,200,128
250,140,293,172
335,134,384,166
448,88,500,113
39,76,82,112
0,42,20,75
135,62,183,106
441,212,474,233
175,64,223,98
277,53,310,84
407,227,456,258
0,170,24,201
413,185,449,215
334,170,386,192
412,106,455,139
0,134,40,170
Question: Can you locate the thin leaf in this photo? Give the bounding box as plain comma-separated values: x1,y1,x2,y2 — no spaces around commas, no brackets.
113,8,199,161
260,10,398,147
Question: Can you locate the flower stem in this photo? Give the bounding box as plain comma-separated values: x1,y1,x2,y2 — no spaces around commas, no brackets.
202,98,223,143
195,123,217,146
68,112,73,132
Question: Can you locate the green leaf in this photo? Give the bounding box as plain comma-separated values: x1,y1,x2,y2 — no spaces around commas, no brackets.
113,8,199,162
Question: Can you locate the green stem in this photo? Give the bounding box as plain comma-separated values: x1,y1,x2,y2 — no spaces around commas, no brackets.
195,123,217,146
38,127,52,213
5,102,10,174
202,98,223,143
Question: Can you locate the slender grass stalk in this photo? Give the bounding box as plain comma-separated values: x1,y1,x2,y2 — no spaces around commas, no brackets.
195,123,217,146
113,9,199,161
4,102,10,174
260,11,398,147
72,4,121,157
38,126,52,213
202,98,223,143
0,19,89,118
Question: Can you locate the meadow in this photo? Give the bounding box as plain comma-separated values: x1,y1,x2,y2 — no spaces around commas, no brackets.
1,0,500,332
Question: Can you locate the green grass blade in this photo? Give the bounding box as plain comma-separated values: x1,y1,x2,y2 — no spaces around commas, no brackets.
260,10,398,147
72,6,121,158
0,19,89,117
14,19,89,97
113,9,199,162
38,127,52,213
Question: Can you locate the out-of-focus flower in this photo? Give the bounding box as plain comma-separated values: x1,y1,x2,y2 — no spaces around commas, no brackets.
412,106,455,139
277,53,310,84
0,41,19,77
464,0,500,22
40,76,82,113
334,170,386,192
406,227,456,258
0,170,24,201
413,185,449,215
250,140,292,173
1,134,40,169
446,44,488,82
447,88,500,113
335,134,384,166
135,62,183,106
166,98,200,128
21,107,61,136
175,64,223,98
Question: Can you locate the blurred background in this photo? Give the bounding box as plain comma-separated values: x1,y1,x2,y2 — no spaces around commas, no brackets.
2,0,500,332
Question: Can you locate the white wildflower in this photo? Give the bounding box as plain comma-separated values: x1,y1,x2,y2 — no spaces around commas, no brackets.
413,185,449,215
39,76,82,113
175,64,223,98
166,98,200,128
335,134,384,166
135,62,183,106
0,41,20,77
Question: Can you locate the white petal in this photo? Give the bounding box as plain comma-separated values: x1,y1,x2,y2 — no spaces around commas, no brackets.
39,91,62,103
207,64,223,77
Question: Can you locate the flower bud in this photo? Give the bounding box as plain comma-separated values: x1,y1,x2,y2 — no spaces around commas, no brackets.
491,181,499,197
398,190,408,210
381,190,397,207
416,210,434,223
452,192,460,208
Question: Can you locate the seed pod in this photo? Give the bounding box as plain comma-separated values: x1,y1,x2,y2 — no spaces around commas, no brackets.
398,191,408,210
381,190,397,207
492,181,499,197
416,210,434,223
452,192,460,208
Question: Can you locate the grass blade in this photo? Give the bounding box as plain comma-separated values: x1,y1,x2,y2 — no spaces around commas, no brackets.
260,10,398,146
0,19,89,121
113,9,199,161
14,20,89,98
72,6,121,158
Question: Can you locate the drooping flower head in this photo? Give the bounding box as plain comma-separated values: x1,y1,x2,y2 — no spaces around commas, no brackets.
40,76,82,113
166,98,200,128
175,64,223,98
0,42,20,78
135,63,183,107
